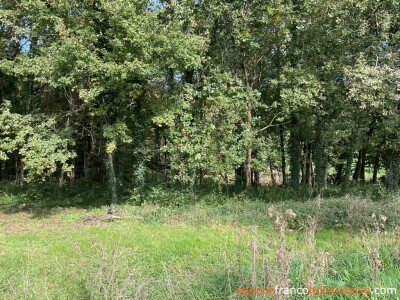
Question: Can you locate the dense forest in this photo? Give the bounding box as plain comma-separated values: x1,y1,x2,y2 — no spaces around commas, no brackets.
0,0,399,203
1,2,400,299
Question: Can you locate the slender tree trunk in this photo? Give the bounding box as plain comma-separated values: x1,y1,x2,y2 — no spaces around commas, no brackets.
106,152,117,206
235,165,244,187
83,137,90,177
301,142,313,188
289,118,301,188
269,160,276,184
334,153,346,184
353,148,366,183
243,63,252,190
15,155,24,185
70,163,75,186
276,43,286,186
279,124,286,185
353,150,360,182
163,137,168,181
254,170,260,186
360,149,366,182
223,173,229,196
372,151,380,183
199,168,204,185
323,168,328,189
384,150,399,194
246,147,252,190
342,137,354,192
304,142,313,188
20,160,24,184
58,168,64,189
301,145,305,185
314,120,327,195
15,155,19,183
0,160,5,181
132,98,146,191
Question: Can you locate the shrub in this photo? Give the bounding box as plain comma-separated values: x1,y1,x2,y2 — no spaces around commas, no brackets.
281,197,399,231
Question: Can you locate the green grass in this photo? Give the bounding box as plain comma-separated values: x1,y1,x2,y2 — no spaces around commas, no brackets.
0,184,399,299
0,202,400,299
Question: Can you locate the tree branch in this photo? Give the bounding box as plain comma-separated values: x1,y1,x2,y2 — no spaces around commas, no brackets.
259,112,283,132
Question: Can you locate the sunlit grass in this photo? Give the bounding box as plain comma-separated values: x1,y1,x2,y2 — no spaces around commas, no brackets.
1,197,399,299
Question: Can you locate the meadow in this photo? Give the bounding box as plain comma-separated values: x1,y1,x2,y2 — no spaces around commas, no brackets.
2,0,400,298
0,183,399,299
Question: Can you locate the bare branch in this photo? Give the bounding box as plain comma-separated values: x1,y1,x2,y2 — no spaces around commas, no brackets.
259,112,283,132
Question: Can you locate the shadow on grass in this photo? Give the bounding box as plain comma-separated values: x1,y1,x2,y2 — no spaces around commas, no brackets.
0,180,115,218
0,179,392,220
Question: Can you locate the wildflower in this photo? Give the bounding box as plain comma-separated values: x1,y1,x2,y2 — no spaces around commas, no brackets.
379,215,387,222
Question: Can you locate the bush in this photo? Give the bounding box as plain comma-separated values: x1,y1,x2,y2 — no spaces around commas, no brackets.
131,185,195,207
281,197,399,231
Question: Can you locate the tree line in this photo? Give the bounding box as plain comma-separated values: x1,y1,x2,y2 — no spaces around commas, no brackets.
0,0,399,202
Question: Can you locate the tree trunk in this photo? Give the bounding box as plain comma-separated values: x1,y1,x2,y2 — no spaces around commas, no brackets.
372,151,380,183
279,124,286,185
360,149,366,182
198,168,204,185
15,155,19,183
83,136,90,177
0,160,5,181
353,150,361,182
246,147,252,190
334,153,346,184
15,155,24,185
269,160,276,185
304,142,313,188
70,164,75,186
384,150,399,194
106,152,117,206
163,137,168,181
342,139,354,192
301,147,305,185
353,148,366,183
235,165,245,187
314,120,327,195
323,168,328,189
243,62,252,190
289,118,301,188
132,98,146,191
20,160,24,184
254,170,260,186
58,168,64,189
223,173,229,196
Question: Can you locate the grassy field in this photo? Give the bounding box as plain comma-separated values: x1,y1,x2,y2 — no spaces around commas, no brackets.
0,185,399,299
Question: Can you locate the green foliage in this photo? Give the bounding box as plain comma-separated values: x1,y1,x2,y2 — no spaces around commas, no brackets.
0,101,76,182
1,1,400,297
142,185,194,207
0,0,399,194
153,71,258,185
